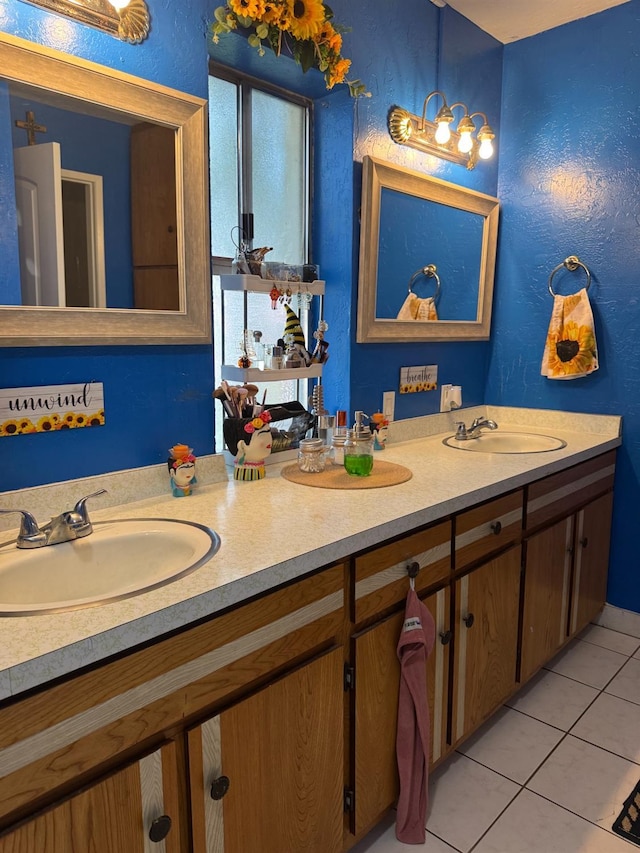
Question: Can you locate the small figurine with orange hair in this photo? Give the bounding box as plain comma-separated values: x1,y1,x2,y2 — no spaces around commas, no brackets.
370,413,390,450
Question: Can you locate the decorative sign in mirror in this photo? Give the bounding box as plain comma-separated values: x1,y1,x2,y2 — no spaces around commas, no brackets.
17,0,150,45
0,32,211,346
356,155,499,343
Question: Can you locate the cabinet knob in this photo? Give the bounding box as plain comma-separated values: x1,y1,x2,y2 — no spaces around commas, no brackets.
406,561,420,580
490,521,502,535
463,613,475,628
210,775,231,801
440,630,452,645
580,537,589,548
148,815,172,843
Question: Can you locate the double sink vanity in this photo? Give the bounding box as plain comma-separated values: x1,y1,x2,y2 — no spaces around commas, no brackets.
0,406,621,852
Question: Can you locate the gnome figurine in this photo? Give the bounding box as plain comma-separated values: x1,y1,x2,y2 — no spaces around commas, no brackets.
283,305,312,366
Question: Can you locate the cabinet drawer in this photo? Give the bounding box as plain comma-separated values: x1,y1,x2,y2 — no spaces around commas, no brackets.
526,451,616,530
454,491,523,570
354,521,451,623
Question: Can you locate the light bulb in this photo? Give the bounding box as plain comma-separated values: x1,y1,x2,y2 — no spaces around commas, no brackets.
434,121,451,145
109,0,130,9
479,138,494,159
458,131,473,154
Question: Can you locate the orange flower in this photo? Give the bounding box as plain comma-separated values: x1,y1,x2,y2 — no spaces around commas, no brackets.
328,57,351,87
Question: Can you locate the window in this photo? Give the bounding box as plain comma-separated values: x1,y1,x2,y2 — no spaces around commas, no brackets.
208,67,314,453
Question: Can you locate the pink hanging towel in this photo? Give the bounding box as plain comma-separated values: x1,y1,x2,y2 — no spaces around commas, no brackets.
395,587,436,844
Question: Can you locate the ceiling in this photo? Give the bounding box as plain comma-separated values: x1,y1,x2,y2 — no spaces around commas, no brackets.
437,0,631,43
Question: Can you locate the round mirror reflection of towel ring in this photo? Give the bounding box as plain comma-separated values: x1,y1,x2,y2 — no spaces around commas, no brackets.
408,264,441,302
548,255,591,296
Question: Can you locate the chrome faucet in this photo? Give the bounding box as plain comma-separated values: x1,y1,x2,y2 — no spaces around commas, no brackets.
454,418,499,440
0,490,107,549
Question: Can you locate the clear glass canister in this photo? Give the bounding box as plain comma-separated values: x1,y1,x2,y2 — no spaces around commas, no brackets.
343,427,374,477
297,438,328,473
329,432,348,466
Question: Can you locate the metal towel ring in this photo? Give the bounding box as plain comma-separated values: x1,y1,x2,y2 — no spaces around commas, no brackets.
407,263,441,301
548,255,591,296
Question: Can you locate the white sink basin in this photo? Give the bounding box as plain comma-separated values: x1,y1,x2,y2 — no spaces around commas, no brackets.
443,431,567,454
0,518,220,615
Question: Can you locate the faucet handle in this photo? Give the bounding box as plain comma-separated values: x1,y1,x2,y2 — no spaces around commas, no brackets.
0,508,46,547
72,489,108,526
455,421,468,438
0,508,41,535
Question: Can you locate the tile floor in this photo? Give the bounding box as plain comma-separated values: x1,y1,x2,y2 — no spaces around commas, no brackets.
351,623,640,853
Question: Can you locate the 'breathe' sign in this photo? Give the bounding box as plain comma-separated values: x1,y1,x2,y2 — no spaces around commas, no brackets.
0,382,105,437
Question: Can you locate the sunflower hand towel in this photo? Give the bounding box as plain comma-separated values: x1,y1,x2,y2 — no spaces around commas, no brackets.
396,293,439,321
541,288,599,379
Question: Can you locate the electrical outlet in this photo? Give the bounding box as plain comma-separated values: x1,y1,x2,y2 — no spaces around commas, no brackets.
382,391,395,422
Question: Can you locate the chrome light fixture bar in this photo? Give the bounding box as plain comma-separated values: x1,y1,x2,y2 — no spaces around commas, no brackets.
388,90,496,170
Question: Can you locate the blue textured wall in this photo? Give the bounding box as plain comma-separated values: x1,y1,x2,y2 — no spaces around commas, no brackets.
0,0,214,490
330,1,503,420
487,3,640,612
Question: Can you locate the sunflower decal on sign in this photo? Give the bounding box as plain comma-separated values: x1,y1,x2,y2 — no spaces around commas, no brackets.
211,0,369,97
541,290,599,380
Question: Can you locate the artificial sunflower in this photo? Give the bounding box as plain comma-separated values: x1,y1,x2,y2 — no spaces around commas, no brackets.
212,0,368,96
229,0,264,19
287,0,324,40
545,320,597,377
316,20,341,53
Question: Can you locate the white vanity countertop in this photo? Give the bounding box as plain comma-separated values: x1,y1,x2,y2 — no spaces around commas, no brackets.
0,406,622,702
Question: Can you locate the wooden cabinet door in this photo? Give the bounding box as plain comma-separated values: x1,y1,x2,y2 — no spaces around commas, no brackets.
188,647,343,853
569,492,613,636
520,516,574,683
451,546,521,746
352,587,450,838
0,742,181,853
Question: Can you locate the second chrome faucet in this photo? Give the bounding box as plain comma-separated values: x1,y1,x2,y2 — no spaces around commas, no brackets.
454,418,499,440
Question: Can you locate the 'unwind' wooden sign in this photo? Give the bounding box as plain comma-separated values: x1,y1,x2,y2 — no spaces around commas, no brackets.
0,383,105,437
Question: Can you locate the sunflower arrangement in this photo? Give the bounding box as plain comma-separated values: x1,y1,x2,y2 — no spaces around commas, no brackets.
212,0,368,97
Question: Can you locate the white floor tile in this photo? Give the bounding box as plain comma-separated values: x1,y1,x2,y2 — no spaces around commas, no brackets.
425,753,519,853
571,692,640,763
579,624,640,657
545,638,627,689
635,647,640,660
506,668,598,731
473,789,636,853
605,657,640,705
457,706,563,784
349,813,460,853
527,735,640,834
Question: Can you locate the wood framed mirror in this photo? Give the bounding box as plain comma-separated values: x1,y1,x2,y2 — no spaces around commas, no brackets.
0,32,211,346
356,155,499,343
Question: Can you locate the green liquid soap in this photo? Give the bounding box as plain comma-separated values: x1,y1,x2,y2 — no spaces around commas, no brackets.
344,454,373,477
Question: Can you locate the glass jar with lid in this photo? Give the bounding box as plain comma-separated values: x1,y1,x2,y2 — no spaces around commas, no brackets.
297,437,329,473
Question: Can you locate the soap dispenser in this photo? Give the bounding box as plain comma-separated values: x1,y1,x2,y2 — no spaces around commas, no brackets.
343,411,374,477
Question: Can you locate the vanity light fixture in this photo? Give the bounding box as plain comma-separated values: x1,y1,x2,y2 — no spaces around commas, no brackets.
17,0,149,44
388,90,496,170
